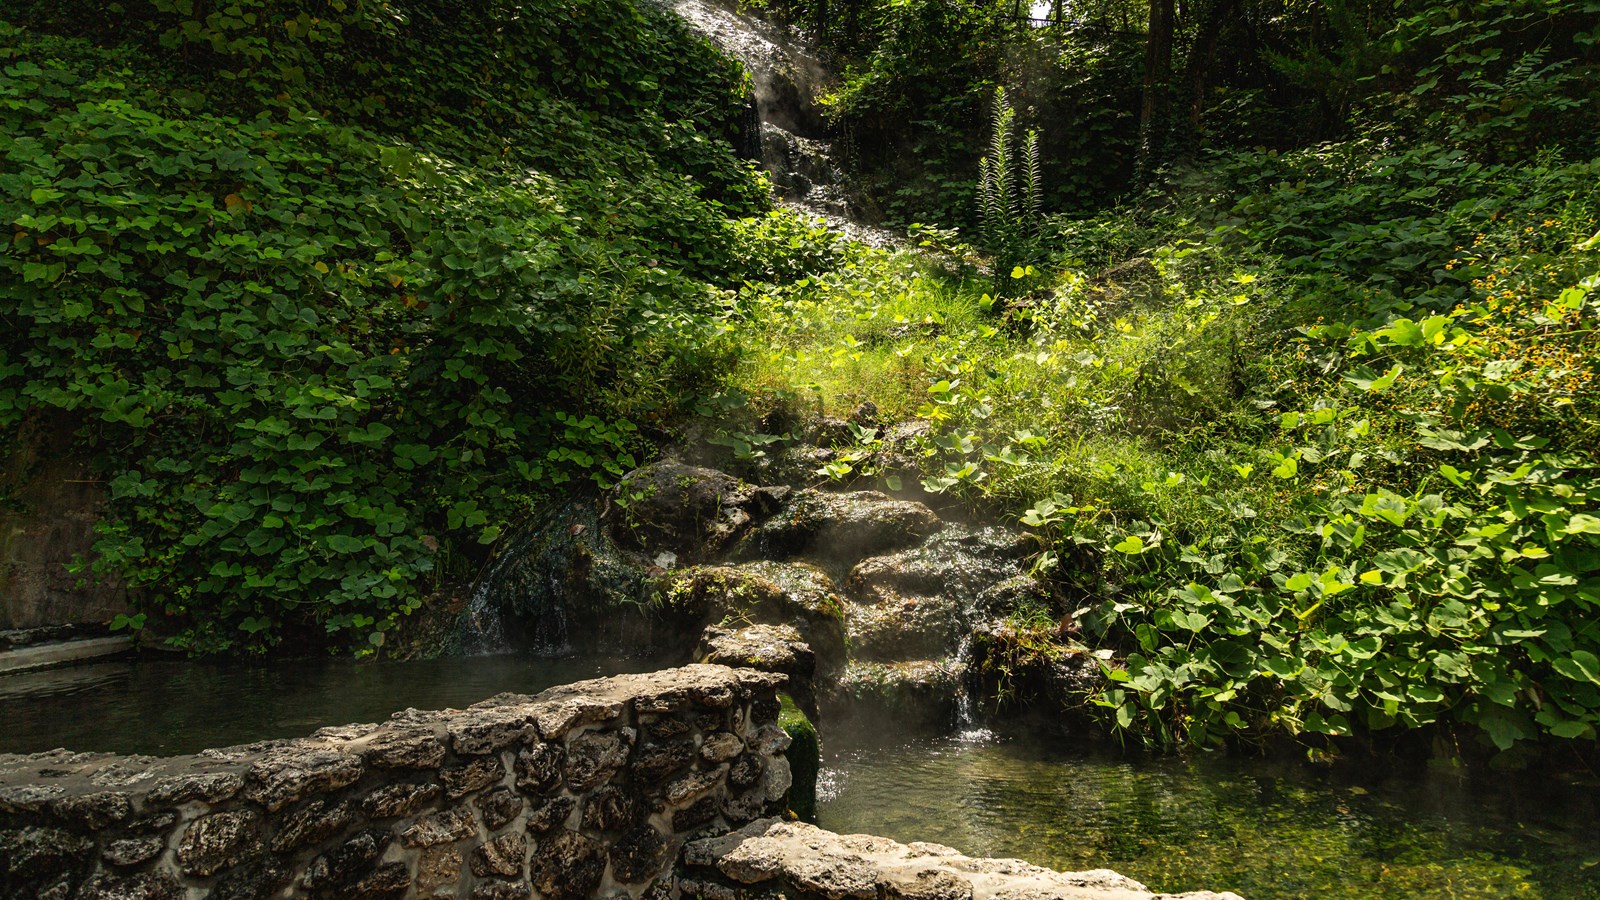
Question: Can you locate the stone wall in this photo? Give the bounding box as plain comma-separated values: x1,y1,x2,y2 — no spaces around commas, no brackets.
0,664,793,899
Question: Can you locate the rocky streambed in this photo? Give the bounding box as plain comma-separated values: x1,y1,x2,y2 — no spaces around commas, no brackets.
456,422,1096,726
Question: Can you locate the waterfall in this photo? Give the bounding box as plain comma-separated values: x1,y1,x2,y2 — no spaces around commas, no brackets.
669,0,902,246
452,507,585,657
950,634,996,743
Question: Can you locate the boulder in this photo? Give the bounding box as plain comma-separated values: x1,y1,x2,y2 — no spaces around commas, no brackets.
658,562,846,675
679,819,1246,900
735,490,940,570
603,461,786,562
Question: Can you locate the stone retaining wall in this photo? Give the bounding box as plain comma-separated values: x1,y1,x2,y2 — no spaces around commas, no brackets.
0,664,792,899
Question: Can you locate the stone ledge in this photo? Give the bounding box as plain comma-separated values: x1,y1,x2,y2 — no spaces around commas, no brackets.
679,818,1247,900
0,636,132,674
0,664,791,899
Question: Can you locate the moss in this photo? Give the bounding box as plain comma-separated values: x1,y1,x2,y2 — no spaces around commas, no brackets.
778,693,820,823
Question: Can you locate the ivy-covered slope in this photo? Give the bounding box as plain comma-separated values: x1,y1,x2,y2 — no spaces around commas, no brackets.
0,1,769,654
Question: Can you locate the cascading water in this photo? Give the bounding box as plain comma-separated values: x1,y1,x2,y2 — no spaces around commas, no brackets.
669,0,903,247
453,506,589,657
951,634,996,743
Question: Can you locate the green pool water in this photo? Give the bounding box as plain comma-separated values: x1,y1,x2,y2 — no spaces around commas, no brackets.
2,655,1597,898
0,653,664,757
815,719,1600,899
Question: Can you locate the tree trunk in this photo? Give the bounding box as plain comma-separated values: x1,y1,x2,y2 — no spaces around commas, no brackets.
1184,0,1237,139
1136,0,1176,177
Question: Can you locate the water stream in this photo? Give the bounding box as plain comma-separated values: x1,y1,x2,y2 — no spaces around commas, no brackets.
3,654,1599,898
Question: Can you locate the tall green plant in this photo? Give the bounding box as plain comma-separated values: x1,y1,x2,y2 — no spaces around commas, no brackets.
977,87,1043,294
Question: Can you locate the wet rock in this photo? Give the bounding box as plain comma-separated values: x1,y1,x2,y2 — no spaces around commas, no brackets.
736,489,940,566
101,835,164,867
471,832,528,878
603,462,780,561
362,780,441,819
697,623,818,717
529,830,606,900
610,824,671,884
475,787,525,831
752,443,837,485
848,525,1027,603
400,808,477,848
831,660,960,724
844,592,964,662
564,729,632,791
440,755,503,798
269,798,356,853
657,562,847,673
514,741,565,794
841,525,1036,664
176,809,263,877
967,624,1103,716
148,771,244,805
363,731,447,770
243,748,364,812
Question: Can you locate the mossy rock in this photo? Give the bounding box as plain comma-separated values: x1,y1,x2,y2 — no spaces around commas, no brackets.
653,562,847,674
779,694,820,823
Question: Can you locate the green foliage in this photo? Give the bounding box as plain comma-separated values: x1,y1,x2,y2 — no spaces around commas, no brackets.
0,4,765,653
724,135,1600,753
976,87,1044,292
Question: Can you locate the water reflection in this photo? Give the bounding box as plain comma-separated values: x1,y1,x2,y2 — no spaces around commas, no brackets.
0,654,662,757
818,718,1600,899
